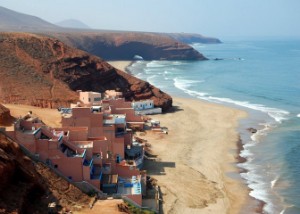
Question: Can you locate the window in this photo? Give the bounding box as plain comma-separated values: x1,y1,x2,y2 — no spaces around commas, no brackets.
94,97,101,101
88,98,91,102
54,164,58,168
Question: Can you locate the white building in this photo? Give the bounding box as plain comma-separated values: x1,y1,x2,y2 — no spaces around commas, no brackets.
131,100,162,115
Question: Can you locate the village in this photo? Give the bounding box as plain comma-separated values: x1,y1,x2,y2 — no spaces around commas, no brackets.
5,90,166,213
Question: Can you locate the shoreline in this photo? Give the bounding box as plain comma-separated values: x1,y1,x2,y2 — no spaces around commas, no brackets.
107,60,262,213
237,134,266,214
140,97,251,214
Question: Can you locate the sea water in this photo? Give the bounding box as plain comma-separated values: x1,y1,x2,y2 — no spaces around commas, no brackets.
127,39,300,214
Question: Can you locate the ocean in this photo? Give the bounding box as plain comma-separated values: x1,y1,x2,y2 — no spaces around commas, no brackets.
127,39,300,214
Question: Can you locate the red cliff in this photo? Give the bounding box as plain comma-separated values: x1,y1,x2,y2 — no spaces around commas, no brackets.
0,32,172,110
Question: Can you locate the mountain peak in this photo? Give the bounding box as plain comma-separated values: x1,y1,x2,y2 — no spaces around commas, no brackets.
55,19,91,29
0,6,59,31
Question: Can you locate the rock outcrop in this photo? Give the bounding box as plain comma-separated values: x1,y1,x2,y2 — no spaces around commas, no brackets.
0,133,93,213
49,32,207,61
0,104,13,125
0,32,172,110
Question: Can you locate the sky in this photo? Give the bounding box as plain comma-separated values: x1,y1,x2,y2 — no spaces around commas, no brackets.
1,0,300,39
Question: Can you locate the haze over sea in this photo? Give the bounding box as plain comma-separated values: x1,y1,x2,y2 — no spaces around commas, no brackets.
128,38,300,214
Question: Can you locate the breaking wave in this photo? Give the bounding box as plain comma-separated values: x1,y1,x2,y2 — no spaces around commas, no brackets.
173,77,290,124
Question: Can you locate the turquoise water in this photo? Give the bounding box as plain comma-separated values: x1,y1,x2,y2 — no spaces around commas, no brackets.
128,39,300,214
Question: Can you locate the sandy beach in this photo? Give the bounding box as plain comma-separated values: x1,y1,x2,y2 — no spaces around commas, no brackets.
108,61,132,72
140,97,250,214
106,62,252,213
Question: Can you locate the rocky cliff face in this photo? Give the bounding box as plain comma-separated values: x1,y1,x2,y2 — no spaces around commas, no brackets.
0,32,172,110
49,32,207,61
0,133,93,213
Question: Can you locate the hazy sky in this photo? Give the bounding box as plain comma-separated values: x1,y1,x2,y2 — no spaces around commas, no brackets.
1,0,300,38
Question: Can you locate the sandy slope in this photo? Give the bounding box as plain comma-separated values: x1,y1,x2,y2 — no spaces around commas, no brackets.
4,104,62,128
108,61,132,72
140,97,250,214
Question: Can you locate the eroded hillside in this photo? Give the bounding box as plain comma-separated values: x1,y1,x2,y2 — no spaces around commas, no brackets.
0,33,172,110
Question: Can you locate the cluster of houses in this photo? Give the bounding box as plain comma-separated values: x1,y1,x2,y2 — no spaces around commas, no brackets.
6,90,162,207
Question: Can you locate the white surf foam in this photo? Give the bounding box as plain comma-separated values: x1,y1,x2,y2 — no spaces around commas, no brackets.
250,123,273,142
135,73,143,78
191,43,206,48
207,96,290,123
174,77,204,88
280,209,286,214
130,60,144,68
297,114,300,118
173,77,293,213
171,61,184,66
174,78,207,97
173,77,290,124
146,75,157,84
240,170,279,213
146,61,166,68
271,176,280,189
239,148,254,159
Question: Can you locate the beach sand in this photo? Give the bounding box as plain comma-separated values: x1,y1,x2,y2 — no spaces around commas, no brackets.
139,97,250,214
108,61,132,72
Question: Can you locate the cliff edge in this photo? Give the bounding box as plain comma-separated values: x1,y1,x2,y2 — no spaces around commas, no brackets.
49,32,207,61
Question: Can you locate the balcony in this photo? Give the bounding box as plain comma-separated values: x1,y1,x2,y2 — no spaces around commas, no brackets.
118,176,142,195
125,144,144,169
